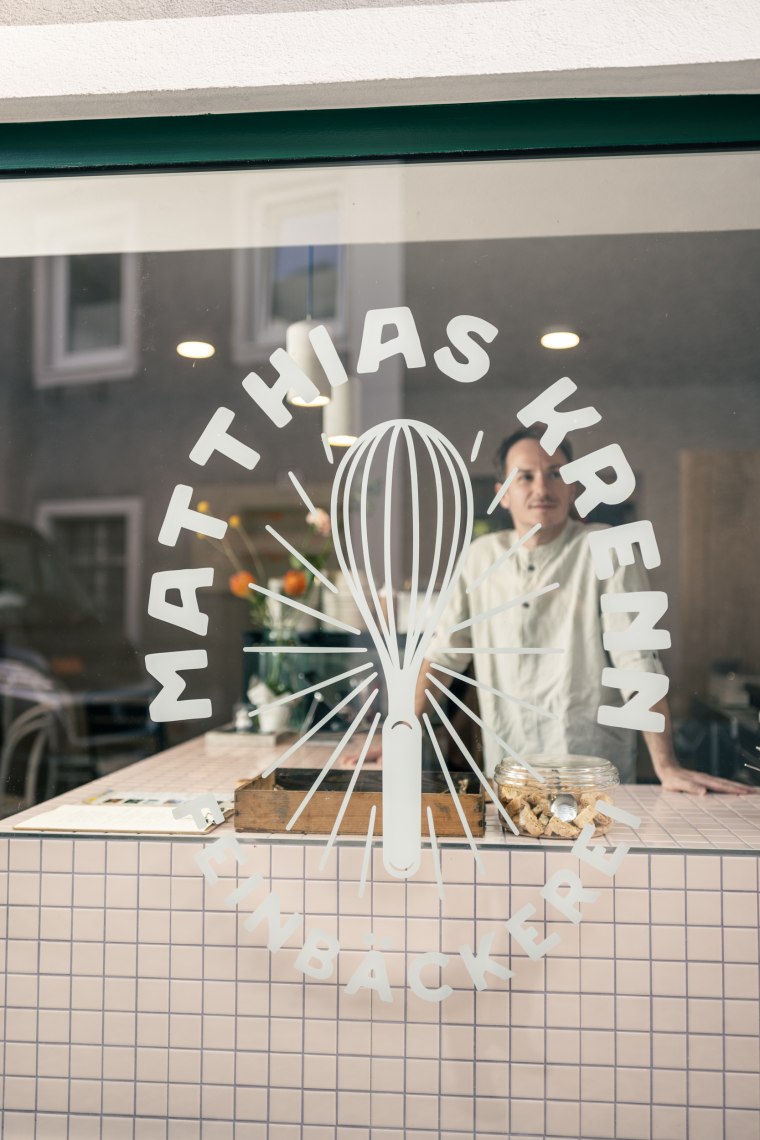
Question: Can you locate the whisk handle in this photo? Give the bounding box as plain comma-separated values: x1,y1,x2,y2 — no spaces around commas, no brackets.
381,716,422,878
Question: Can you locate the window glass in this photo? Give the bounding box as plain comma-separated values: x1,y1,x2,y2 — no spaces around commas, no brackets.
49,516,127,629
65,252,123,352
0,151,758,831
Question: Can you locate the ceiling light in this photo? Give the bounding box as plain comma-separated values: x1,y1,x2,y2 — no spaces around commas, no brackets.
323,378,358,447
540,331,580,350
177,340,216,359
285,319,333,407
289,393,331,408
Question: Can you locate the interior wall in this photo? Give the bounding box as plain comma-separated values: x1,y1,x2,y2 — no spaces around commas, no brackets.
401,231,760,708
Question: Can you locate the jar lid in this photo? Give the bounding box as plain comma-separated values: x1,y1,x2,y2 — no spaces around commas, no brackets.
494,754,620,790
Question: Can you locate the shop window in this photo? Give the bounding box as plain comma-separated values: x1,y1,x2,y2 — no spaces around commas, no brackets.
36,499,142,642
231,197,345,361
33,252,139,386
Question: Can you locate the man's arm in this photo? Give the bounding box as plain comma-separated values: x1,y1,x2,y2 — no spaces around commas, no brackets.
414,658,452,719
644,697,753,795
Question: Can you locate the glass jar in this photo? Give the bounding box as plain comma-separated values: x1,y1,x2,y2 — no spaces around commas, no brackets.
493,755,620,839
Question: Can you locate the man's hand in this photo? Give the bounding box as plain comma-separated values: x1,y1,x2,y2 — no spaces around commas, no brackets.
655,762,754,796
343,745,382,768
644,697,755,795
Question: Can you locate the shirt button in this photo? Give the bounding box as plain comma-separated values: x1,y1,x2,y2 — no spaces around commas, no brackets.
522,602,530,609
527,564,535,572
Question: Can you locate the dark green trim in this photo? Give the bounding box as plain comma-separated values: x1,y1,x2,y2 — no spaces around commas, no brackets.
1,95,760,173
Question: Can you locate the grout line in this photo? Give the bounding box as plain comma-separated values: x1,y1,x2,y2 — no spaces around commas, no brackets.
333,847,339,1139
402,866,408,1139
647,852,654,1140
265,844,273,1138
437,848,444,1140
65,842,75,1139
129,845,139,1140
299,849,306,1140
719,853,728,1138
612,851,618,1140
100,842,109,1130
232,834,239,1140
33,847,43,1135
506,849,512,1140
684,855,691,1132
197,841,205,1134
0,844,6,1138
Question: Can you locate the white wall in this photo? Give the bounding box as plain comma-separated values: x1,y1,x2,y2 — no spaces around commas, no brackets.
0,1,759,122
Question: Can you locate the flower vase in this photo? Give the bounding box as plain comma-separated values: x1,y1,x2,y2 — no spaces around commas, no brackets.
251,681,292,734
243,627,296,733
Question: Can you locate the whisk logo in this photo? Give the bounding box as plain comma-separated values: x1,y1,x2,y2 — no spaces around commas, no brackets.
147,308,663,1001
330,420,474,878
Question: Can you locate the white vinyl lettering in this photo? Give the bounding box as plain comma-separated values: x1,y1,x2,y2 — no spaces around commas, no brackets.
560,444,636,518
433,315,498,383
193,833,248,884
356,307,426,373
294,929,341,981
541,870,600,924
308,324,349,388
242,348,321,428
601,591,671,652
407,952,453,1002
242,891,304,952
148,568,214,636
587,520,662,581
505,903,561,961
344,940,393,1002
224,875,264,909
151,333,669,1002
573,824,631,878
595,800,642,830
458,932,513,989
516,376,601,455
173,793,226,833
158,484,227,547
598,668,670,732
145,650,211,721
189,406,261,470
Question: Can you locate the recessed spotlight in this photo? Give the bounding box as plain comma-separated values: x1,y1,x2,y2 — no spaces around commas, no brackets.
288,393,330,408
540,331,580,350
177,341,216,359
327,434,357,448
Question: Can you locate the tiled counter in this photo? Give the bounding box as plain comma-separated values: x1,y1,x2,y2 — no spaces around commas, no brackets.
1,738,759,1140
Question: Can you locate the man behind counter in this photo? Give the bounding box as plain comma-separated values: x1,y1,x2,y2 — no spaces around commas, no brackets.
409,427,750,796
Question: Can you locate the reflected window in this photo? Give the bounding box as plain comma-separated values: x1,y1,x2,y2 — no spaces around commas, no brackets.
269,245,340,323
34,252,139,386
36,500,142,641
233,242,343,360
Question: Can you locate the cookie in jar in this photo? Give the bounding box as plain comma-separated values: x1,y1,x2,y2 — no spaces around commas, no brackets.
494,755,620,839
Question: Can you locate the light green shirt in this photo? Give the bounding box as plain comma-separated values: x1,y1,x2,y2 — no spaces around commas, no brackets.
426,520,665,781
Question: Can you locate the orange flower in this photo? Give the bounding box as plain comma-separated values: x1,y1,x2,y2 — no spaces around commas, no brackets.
229,570,256,598
283,569,308,598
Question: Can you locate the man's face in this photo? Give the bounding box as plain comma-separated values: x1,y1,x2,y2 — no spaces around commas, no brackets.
496,438,576,536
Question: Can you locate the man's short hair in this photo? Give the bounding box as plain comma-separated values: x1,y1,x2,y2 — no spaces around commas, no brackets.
495,427,573,475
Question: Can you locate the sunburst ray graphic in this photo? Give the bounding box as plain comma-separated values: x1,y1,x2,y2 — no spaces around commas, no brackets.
252,418,561,880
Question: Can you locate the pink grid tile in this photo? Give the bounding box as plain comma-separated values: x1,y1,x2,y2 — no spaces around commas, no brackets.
4,738,760,1139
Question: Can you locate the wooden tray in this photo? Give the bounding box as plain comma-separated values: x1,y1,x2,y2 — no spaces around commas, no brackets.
234,768,486,837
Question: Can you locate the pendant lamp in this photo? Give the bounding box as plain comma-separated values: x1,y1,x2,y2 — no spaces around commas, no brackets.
323,374,358,448
286,247,333,407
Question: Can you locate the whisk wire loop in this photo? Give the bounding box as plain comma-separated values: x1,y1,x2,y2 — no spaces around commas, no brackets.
382,424,403,670
401,423,421,667
406,428,473,666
